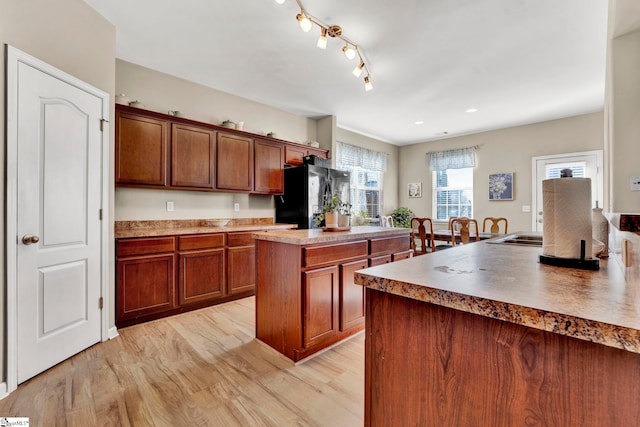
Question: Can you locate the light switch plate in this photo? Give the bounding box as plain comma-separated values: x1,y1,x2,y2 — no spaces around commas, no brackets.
166,201,174,212
522,205,531,213
234,203,240,212
631,176,640,192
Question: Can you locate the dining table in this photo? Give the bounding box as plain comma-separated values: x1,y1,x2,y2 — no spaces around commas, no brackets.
431,229,503,244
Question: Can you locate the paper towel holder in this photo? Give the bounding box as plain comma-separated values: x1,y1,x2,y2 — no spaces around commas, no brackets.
539,240,599,270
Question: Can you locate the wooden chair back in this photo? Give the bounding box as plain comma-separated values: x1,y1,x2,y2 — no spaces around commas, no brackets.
381,216,394,227
410,217,435,255
483,217,508,234
450,217,480,245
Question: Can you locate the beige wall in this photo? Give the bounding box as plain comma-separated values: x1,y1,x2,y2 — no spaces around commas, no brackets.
0,0,115,386
334,128,400,216
398,112,604,233
608,29,640,213
115,60,321,221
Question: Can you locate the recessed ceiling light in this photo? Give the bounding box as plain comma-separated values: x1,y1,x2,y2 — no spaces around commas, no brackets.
466,108,478,113
414,120,424,125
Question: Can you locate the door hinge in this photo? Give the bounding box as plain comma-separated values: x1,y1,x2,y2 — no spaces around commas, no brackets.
100,118,109,132
99,209,103,220
99,297,104,310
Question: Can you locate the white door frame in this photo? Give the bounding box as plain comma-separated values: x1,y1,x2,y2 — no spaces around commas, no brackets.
531,150,603,232
4,45,111,396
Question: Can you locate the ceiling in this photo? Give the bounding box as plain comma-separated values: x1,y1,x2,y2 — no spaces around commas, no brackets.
83,0,608,146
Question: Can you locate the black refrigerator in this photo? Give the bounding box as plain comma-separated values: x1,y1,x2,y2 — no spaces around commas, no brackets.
276,165,351,229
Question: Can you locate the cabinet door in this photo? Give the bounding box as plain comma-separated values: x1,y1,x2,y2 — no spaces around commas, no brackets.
216,133,254,191
116,253,176,324
340,259,368,332
178,248,226,305
171,124,216,188
115,110,168,186
227,245,256,294
285,145,308,166
303,265,339,348
393,250,413,261
254,139,284,194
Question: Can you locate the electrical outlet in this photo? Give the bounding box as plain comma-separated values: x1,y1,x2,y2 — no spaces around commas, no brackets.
234,203,240,212
166,201,174,212
522,205,531,213
631,176,640,192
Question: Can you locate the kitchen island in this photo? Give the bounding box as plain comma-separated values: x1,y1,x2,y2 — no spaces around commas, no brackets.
253,226,412,362
354,236,640,426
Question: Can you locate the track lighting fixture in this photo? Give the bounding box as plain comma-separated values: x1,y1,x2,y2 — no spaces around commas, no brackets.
276,0,373,91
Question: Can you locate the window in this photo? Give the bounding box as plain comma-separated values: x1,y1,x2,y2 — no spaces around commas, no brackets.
336,142,387,219
428,147,476,221
544,161,586,179
433,168,473,220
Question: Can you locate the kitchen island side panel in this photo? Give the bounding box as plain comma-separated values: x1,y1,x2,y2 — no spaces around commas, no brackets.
256,240,302,360
364,288,640,427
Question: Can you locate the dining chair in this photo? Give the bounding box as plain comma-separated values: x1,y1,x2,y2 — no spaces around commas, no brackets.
450,217,480,245
410,217,436,255
381,216,394,227
483,217,508,234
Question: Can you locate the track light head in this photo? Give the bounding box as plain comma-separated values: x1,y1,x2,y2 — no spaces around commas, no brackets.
297,13,312,32
352,61,365,78
364,76,373,91
342,44,356,60
317,27,328,49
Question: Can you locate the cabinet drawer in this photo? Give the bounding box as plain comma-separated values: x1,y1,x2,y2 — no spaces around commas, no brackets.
369,255,392,267
369,236,410,257
117,237,175,257
178,234,225,251
227,231,259,247
303,240,368,268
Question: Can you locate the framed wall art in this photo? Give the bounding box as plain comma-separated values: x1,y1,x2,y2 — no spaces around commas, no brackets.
489,173,513,200
408,182,422,198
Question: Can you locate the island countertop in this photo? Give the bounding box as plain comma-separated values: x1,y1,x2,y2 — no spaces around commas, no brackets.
355,237,640,353
252,225,411,245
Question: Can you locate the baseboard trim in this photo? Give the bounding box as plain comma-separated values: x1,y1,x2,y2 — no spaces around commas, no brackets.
108,326,119,340
0,381,8,400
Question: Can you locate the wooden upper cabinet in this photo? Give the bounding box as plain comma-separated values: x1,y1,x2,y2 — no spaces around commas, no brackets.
171,123,216,189
254,139,284,194
115,110,168,186
285,145,308,166
216,133,254,191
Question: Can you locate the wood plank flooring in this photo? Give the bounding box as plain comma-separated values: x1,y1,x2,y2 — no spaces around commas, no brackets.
0,297,364,426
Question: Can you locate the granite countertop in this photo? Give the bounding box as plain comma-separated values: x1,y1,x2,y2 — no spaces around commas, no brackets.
355,238,640,354
115,218,296,239
252,226,411,245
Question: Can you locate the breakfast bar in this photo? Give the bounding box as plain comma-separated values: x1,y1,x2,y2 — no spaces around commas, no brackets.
355,236,640,426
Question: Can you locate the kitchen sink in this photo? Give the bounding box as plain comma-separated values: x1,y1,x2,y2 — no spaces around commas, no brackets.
488,234,543,247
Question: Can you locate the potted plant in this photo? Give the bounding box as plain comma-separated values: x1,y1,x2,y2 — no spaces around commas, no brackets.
313,193,340,227
338,200,352,227
390,207,415,228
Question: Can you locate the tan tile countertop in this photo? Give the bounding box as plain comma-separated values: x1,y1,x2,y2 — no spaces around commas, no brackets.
252,226,411,245
355,236,640,354
115,218,296,239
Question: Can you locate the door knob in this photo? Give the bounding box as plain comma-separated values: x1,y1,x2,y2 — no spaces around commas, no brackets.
22,234,40,245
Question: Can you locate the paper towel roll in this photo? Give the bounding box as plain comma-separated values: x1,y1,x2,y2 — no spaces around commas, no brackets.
542,178,593,259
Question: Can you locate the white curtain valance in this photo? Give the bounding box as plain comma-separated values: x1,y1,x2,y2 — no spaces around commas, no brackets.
428,147,476,171
337,141,388,172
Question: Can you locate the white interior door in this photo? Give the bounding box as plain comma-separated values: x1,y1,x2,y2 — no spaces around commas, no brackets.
532,151,603,232
9,48,105,383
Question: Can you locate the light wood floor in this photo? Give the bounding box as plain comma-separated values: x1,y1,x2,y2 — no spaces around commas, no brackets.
0,297,364,426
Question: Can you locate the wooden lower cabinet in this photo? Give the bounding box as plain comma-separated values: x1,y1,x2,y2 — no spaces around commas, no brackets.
116,230,266,327
178,248,225,305
303,266,339,348
340,259,368,332
117,253,176,322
